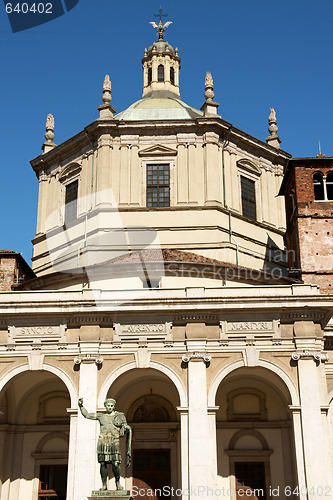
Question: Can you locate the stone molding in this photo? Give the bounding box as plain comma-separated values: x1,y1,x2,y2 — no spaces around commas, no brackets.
291,350,328,362
182,352,211,363
74,354,103,365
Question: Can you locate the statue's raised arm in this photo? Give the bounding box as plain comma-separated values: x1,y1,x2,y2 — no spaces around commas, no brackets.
78,397,132,492
78,398,98,420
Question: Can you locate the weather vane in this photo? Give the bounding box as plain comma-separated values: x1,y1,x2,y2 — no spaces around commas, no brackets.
149,7,172,40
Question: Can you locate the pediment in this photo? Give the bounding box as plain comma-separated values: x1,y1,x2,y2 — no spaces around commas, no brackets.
237,159,261,176
138,144,177,158
59,162,82,182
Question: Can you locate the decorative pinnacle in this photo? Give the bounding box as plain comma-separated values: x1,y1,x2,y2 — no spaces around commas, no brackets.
266,107,281,148
204,72,215,102
45,113,55,142
149,7,172,40
102,75,112,104
268,107,278,136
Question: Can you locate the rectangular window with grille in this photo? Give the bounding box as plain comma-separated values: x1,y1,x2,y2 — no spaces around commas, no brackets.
65,180,78,224
147,164,170,207
241,176,257,221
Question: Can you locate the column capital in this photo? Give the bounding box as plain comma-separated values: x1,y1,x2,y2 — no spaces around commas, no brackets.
74,354,103,365
291,350,327,362
182,352,211,363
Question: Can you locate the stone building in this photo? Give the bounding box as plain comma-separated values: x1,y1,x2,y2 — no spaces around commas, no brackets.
0,19,333,500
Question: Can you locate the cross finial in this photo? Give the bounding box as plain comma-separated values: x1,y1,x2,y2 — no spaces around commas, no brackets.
154,6,167,23
150,7,172,40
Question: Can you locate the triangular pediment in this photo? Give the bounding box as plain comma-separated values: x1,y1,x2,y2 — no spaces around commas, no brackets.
138,144,177,157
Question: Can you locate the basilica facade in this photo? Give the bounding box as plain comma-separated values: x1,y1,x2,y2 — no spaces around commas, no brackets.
0,20,333,500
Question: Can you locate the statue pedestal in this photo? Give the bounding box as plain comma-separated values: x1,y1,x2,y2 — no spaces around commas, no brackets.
88,490,131,499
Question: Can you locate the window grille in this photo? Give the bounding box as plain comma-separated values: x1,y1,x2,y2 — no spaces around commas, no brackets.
147,164,170,207
241,176,256,220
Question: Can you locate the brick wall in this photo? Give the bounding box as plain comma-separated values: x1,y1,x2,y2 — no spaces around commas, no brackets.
0,257,17,291
283,158,333,294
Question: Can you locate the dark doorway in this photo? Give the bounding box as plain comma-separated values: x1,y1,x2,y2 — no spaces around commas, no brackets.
38,464,67,500
235,462,266,500
133,449,171,500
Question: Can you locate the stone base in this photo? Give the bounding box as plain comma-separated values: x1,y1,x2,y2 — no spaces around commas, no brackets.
88,490,131,499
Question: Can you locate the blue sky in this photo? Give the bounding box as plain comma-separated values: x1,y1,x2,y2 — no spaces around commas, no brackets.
1,0,332,264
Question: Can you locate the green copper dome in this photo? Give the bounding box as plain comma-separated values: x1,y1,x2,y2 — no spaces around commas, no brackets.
116,91,202,121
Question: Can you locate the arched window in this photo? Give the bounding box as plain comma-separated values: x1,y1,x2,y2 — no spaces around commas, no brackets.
170,67,175,85
313,172,325,200
326,172,333,200
158,64,164,82
148,67,152,85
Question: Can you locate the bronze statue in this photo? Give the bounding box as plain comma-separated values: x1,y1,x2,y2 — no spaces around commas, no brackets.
78,397,132,491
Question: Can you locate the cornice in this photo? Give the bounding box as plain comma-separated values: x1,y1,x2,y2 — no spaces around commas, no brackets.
30,113,290,174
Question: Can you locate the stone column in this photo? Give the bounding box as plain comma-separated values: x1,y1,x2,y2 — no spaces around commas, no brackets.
182,349,217,498
71,354,102,500
289,406,307,500
292,345,332,496
177,407,189,500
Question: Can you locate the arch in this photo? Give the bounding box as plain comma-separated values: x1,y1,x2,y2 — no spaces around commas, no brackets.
148,67,152,85
326,172,333,200
158,64,164,82
15,380,70,425
59,162,81,182
170,67,175,85
237,159,261,176
228,429,269,450
98,361,187,408
35,431,69,454
207,359,299,407
127,394,176,422
313,171,324,200
0,363,77,408
37,390,70,423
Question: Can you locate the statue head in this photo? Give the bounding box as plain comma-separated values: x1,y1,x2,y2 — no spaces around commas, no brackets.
104,398,116,413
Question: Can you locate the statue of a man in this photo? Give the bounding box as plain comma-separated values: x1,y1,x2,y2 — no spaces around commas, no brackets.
78,397,132,491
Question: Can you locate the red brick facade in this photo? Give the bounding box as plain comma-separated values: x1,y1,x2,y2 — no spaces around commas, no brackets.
281,157,333,293
0,250,35,291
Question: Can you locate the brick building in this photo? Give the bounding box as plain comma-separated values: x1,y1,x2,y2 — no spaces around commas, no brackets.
0,249,35,291
0,19,333,500
280,156,333,293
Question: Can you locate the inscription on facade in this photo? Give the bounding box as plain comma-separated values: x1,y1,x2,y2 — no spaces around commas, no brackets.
114,322,172,341
18,326,57,336
228,322,271,332
9,325,64,342
220,319,278,338
122,324,165,334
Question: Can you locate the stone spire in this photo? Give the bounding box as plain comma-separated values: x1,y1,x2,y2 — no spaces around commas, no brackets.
42,113,56,153
201,72,220,117
97,75,116,120
266,108,281,149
